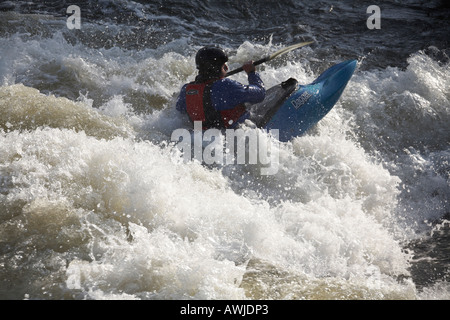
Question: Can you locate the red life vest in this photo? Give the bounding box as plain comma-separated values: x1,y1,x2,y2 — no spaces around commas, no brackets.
185,80,246,130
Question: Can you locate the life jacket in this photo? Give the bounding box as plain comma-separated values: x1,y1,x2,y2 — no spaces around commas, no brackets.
185,80,246,130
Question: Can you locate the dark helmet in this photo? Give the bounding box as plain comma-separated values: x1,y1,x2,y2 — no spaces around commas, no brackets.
195,46,228,70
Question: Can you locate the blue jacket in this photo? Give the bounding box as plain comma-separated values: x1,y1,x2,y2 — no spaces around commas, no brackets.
176,72,265,128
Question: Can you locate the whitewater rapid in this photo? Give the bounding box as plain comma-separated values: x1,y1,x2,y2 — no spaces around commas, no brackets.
0,4,449,299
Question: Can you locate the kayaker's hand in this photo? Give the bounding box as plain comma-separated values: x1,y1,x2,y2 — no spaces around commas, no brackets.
243,60,256,74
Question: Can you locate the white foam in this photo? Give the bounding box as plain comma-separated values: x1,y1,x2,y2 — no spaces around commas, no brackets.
1,26,448,299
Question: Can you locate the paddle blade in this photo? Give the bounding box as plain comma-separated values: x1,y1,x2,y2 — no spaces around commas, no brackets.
267,41,314,60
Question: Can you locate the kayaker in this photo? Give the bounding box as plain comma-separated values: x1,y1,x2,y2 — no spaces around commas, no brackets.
176,46,265,130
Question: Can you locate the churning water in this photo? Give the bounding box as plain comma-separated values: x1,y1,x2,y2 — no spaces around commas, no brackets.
0,0,449,300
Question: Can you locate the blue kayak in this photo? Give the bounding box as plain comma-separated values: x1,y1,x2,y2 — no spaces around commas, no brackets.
248,60,357,141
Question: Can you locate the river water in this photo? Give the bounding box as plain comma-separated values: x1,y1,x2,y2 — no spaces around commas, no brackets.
0,0,449,300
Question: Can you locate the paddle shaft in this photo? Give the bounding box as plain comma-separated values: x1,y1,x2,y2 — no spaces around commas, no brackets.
225,56,269,77
225,41,313,77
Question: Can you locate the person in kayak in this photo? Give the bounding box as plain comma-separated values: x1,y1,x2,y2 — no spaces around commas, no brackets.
176,46,265,130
